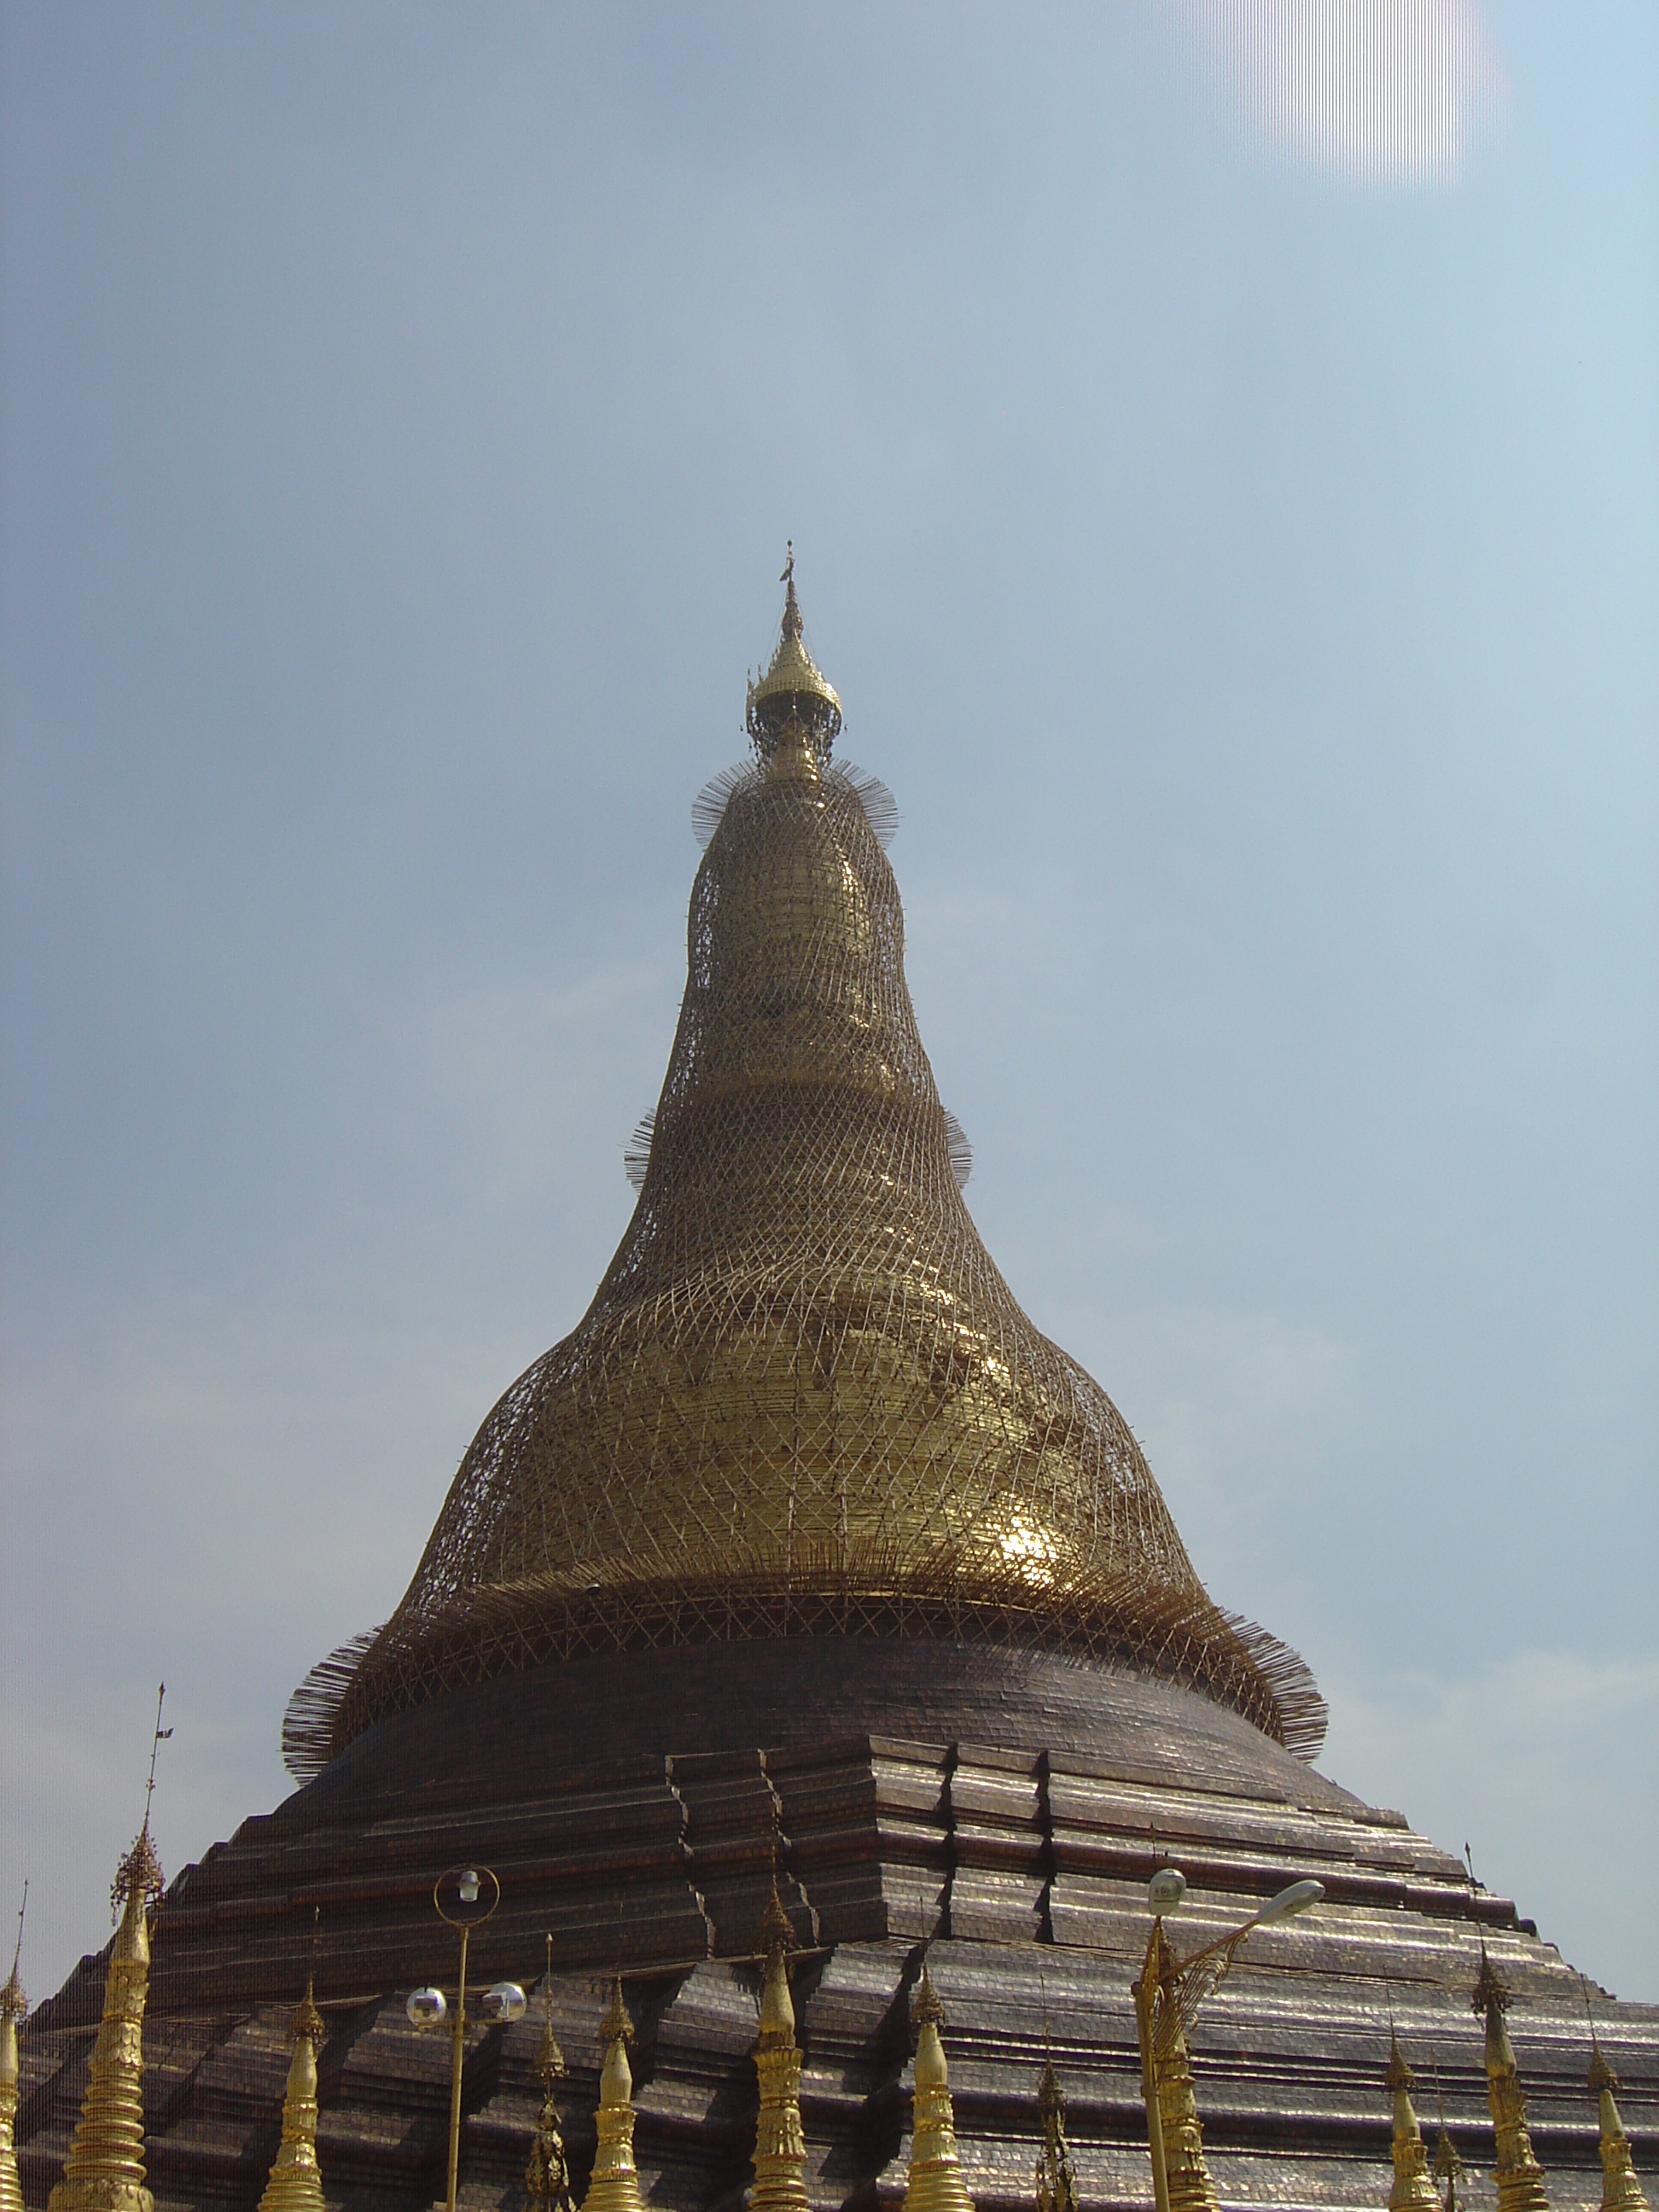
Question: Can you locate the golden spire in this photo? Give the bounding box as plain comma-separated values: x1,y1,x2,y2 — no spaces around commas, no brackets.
1149,1922,1220,2212
1033,2046,1079,2212
527,1941,574,2212
257,1980,326,2212
902,1963,974,2212
49,1688,169,2212
1384,2030,1441,2212
1586,2026,1650,2212
1472,1949,1549,2212
750,1886,809,2212
745,544,842,764
579,1982,644,2212
47,1831,162,2212
0,1889,26,2212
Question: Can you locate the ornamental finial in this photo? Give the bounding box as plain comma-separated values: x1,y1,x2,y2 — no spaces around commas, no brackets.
746,551,841,764
257,1969,326,2212
1474,1949,1551,2212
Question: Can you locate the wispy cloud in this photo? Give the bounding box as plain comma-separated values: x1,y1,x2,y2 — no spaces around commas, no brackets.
1176,0,1506,184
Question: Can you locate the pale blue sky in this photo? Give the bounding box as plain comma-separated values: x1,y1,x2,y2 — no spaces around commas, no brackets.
3,3,1656,2004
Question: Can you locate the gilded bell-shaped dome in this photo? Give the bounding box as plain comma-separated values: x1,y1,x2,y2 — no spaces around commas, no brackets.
301,569,1323,1769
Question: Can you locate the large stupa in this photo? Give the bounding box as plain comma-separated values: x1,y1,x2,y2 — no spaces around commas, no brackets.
15,570,1656,2212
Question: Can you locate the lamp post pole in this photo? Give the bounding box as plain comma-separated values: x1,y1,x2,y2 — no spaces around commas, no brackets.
407,1866,527,2212
1132,1870,1324,2212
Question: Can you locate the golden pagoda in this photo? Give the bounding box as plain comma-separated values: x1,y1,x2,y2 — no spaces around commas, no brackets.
19,562,1658,2212
750,1888,809,2212
1588,2031,1650,2212
256,1982,326,2212
47,1825,161,2212
579,1983,644,2212
527,1948,574,2212
1473,1949,1550,2212
292,570,1323,1777
0,1906,25,2212
1033,2050,1079,2212
902,1965,974,2212
1383,2031,1440,2212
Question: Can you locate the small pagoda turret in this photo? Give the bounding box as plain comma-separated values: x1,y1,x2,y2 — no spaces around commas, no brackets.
902,1964,974,2212
1384,2030,1441,2212
256,1980,326,2212
1033,2050,1079,2212
1148,1921,1221,2212
1587,2030,1650,2212
1473,1949,1550,2212
527,1947,574,2212
0,1901,26,2212
47,1824,162,2212
579,1982,644,2212
751,1888,809,2212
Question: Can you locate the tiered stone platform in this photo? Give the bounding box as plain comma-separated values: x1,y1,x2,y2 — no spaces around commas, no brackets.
17,1640,1657,2209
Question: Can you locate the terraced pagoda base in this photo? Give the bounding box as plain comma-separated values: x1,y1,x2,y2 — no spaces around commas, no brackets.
17,1639,1658,2210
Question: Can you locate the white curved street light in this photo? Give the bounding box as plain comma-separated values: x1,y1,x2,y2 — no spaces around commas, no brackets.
405,1866,524,2212
1132,1869,1324,2212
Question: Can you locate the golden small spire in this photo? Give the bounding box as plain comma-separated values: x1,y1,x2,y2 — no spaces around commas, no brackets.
1149,1923,1221,2212
746,547,842,765
1472,1948,1550,2212
0,1889,27,2212
579,1981,643,2212
527,1939,574,2212
1384,2029,1441,2212
1033,2045,1079,2212
750,1885,808,2212
49,1688,169,2212
257,1978,327,2212
902,1962,974,2212
1586,2016,1650,2212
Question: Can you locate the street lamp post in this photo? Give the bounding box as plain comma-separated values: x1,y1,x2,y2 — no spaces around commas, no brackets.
406,1866,527,2212
1132,1869,1324,2212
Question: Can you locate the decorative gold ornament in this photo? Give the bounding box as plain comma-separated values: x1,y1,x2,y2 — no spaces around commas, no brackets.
257,1982,326,2212
750,1888,808,2212
295,565,1323,1778
1472,1951,1549,2212
1384,2030,1440,2212
1587,2033,1650,2212
527,1944,574,2212
579,1983,643,2212
47,1828,162,2212
1033,2052,1079,2212
0,1895,26,2212
902,1964,974,2212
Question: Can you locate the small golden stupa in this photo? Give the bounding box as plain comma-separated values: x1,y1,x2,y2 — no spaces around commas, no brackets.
750,1886,810,2212
255,1981,326,2212
47,1825,161,2212
902,1965,974,2212
1146,1920,1221,2212
1384,2029,1441,2212
1588,2030,1651,2212
1033,2049,1080,2212
1473,1949,1551,2212
579,1982,645,2212
0,1905,26,2212
527,1944,574,2212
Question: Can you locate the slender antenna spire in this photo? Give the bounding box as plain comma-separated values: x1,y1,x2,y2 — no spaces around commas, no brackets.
1581,1980,1650,2212
144,1685,172,1837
